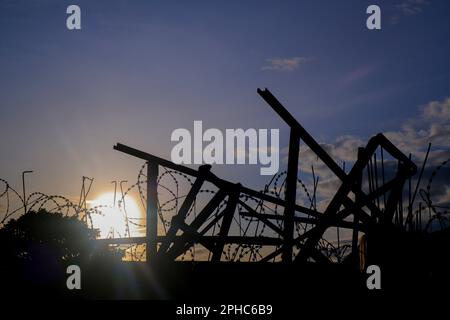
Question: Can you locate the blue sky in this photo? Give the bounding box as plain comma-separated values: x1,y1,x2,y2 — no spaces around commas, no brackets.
0,0,449,204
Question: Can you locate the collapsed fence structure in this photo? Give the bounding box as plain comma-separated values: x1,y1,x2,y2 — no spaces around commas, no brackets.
1,89,449,268
97,88,443,267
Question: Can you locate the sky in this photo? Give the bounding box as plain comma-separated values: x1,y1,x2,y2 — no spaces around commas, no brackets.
0,0,449,219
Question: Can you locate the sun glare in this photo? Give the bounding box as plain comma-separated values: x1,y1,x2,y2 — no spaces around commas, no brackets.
89,192,143,238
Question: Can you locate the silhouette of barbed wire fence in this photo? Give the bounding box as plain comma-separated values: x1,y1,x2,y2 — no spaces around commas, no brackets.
2,86,449,268
2,154,448,263
111,159,361,263
0,183,111,228
2,90,449,265
0,178,25,226
421,156,450,232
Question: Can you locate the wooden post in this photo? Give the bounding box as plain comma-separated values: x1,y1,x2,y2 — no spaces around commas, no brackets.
146,161,159,263
352,147,364,268
282,131,300,263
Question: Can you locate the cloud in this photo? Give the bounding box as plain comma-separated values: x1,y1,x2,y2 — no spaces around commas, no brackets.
384,98,450,155
261,57,311,72
423,97,450,120
397,0,430,16
339,65,375,87
390,0,430,24
284,97,450,220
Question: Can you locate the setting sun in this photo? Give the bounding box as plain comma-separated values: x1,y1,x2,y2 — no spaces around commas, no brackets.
88,192,144,238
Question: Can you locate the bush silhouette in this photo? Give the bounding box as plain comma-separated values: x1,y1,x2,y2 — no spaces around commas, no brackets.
0,209,123,281
0,210,99,263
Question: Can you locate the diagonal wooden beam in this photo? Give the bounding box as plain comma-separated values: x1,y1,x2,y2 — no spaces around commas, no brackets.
157,165,211,255
211,185,240,262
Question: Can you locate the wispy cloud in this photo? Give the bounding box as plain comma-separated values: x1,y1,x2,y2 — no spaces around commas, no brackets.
391,0,430,24
261,56,311,72
397,0,430,16
339,65,375,87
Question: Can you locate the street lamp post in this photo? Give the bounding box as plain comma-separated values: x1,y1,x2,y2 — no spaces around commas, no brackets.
111,181,117,207
22,170,33,214
119,180,130,237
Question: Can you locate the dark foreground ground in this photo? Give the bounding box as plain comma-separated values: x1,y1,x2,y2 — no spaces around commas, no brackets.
2,258,448,301
3,227,450,301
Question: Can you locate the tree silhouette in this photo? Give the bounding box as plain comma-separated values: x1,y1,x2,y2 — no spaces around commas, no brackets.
0,210,99,264
0,209,123,295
